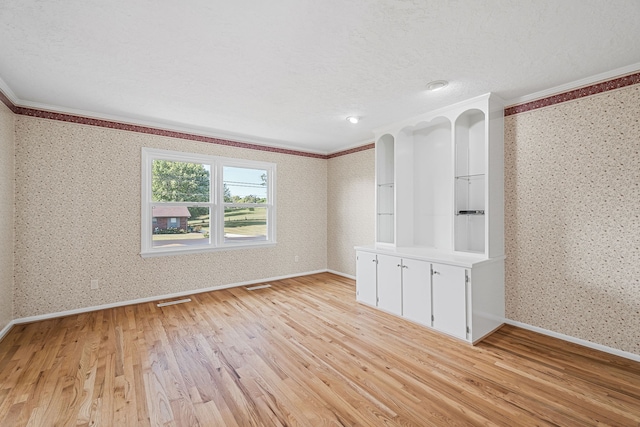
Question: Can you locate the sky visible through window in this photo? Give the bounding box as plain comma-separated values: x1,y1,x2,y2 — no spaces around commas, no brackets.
224,166,267,199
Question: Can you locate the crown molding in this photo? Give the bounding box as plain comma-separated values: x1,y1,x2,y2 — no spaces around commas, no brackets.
505,62,640,110
9,64,639,157
0,85,377,159
0,76,18,113
328,143,375,159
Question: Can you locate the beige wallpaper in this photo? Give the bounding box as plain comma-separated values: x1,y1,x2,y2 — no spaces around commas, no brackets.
14,117,327,317
0,102,14,332
327,149,375,277
505,84,640,355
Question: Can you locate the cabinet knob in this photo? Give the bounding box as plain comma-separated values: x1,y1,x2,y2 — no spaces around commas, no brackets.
397,264,402,267
433,270,440,275
402,265,408,269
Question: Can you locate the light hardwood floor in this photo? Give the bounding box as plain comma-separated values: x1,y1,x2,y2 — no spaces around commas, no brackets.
1,273,639,426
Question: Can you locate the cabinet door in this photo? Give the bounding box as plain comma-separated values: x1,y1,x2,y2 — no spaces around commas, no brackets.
402,258,432,326
432,263,467,340
355,251,377,306
376,254,403,316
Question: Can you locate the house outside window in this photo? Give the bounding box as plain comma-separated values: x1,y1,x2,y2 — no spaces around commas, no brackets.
141,148,276,257
152,207,190,232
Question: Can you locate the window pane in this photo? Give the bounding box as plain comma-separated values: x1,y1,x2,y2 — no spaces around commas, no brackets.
223,166,268,203
152,206,211,248
224,207,267,242
152,160,210,202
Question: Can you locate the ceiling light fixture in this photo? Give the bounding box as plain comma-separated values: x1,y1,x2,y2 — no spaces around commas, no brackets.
346,116,360,124
426,80,449,91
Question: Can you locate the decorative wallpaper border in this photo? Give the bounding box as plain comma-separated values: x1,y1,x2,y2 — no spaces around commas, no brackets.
0,92,343,159
505,71,640,116
3,70,639,158
0,90,17,114
0,91,377,159
327,143,375,159
13,105,329,159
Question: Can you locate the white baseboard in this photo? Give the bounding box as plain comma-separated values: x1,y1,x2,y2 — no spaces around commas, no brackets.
12,269,327,326
326,269,355,280
6,272,638,364
504,319,640,363
0,320,14,341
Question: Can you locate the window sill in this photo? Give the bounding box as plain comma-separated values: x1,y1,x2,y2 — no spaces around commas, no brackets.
140,241,277,258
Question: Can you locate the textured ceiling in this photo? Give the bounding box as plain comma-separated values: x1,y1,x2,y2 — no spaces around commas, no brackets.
1,0,640,153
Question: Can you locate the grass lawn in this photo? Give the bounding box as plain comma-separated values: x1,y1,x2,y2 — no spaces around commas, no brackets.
224,207,267,236
167,208,267,238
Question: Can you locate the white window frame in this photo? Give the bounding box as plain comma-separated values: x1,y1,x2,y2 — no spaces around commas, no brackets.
141,148,276,258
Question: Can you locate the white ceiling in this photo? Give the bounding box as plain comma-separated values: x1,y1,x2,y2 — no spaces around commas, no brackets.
1,0,640,154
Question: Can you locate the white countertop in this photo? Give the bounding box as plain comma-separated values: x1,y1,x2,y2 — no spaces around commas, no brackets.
354,244,505,268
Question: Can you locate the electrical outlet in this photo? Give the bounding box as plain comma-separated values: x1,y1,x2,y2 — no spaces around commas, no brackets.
294,255,299,262
90,279,99,290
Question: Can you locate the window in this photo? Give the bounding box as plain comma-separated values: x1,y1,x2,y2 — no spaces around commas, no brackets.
141,148,276,257
223,164,270,243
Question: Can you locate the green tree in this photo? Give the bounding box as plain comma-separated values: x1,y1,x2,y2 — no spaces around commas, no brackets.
152,160,210,217
223,183,232,203
242,195,259,204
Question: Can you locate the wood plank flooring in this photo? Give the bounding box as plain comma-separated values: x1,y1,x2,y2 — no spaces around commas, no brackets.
1,272,639,426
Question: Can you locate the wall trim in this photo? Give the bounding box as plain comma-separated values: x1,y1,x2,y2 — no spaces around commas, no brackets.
3,68,640,153
505,70,640,116
12,269,327,326
327,143,375,159
506,62,640,106
0,86,374,160
326,269,356,280
504,319,640,363
0,320,13,342
16,105,328,159
4,273,639,363
0,90,17,114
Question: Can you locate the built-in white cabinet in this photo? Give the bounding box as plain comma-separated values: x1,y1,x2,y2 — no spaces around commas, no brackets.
358,93,505,344
355,251,377,306
401,258,432,326
431,263,467,340
355,248,504,344
376,254,403,316
356,252,432,323
356,251,432,326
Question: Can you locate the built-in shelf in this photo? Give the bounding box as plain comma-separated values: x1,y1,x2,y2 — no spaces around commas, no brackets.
454,107,488,254
371,93,503,257
457,210,485,215
376,134,395,244
455,174,485,181
360,93,504,345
